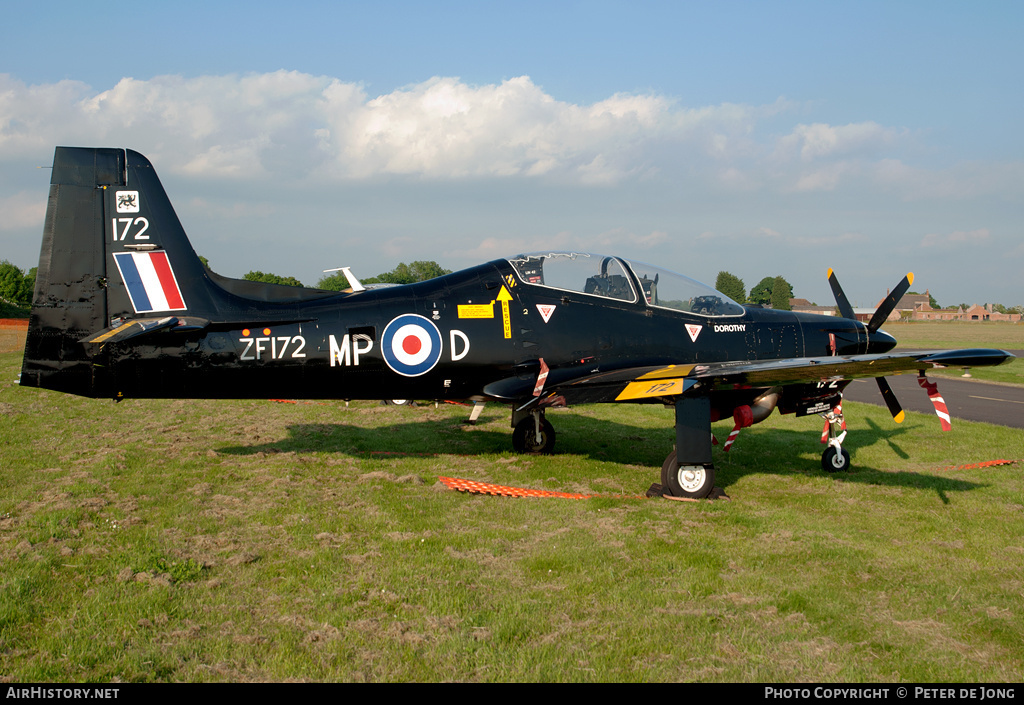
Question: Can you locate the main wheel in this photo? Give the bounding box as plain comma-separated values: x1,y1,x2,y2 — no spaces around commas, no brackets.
660,450,715,499
821,446,851,472
512,417,556,454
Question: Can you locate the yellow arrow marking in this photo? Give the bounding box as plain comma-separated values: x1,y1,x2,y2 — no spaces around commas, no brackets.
497,285,513,339
456,286,514,339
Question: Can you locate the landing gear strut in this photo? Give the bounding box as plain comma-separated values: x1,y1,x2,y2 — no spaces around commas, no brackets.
661,396,716,499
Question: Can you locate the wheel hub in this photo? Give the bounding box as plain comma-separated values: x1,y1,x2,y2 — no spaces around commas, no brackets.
676,465,706,493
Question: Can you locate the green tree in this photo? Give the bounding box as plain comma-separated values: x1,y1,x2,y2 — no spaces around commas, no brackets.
748,276,776,306
315,272,352,291
0,260,25,303
18,267,36,305
243,271,304,287
770,275,793,310
318,260,452,290
715,271,746,303
749,275,793,308
364,260,452,285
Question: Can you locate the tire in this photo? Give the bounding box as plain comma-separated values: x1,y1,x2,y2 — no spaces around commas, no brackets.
512,417,556,454
660,450,715,499
383,399,414,406
821,446,851,472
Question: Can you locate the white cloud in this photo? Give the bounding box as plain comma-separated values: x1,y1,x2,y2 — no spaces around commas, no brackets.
2,71,1020,210
447,228,667,263
0,72,788,186
0,191,46,231
776,122,899,162
790,231,868,247
185,197,276,220
874,159,1024,201
792,162,854,192
920,228,991,248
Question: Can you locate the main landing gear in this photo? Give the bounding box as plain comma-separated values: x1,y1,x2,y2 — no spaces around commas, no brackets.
659,396,717,499
506,393,855,499
511,408,556,454
508,398,718,499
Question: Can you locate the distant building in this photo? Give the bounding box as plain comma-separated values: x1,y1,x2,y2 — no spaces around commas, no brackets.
789,298,836,316
875,289,1021,322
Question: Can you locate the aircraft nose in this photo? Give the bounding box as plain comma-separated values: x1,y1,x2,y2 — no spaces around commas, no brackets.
867,328,897,354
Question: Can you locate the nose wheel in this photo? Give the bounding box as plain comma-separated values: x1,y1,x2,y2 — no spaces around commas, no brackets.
820,403,851,472
821,446,851,472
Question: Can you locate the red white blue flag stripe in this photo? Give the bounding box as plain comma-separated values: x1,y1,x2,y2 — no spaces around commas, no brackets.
113,251,187,313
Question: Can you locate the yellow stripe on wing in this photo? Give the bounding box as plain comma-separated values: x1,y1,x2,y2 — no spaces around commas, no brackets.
635,364,696,381
86,321,137,344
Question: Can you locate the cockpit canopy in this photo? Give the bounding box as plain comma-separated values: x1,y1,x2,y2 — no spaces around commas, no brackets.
508,252,745,317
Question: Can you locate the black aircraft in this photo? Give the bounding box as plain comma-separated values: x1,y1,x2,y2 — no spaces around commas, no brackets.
20,147,1015,499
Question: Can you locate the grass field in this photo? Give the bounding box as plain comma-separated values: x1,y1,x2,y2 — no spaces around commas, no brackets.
884,322,1023,386
2,345,1023,682
884,321,1024,350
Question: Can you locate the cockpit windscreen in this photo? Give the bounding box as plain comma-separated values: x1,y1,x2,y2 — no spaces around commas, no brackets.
508,253,637,303
507,252,744,317
623,259,745,317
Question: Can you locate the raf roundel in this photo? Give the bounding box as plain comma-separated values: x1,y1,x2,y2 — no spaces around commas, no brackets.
381,314,444,377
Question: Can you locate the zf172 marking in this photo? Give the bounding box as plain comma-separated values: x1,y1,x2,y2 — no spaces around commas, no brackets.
239,335,306,361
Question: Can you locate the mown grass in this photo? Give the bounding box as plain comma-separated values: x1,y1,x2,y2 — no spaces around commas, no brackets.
1,349,1022,682
885,321,1023,386
885,321,1024,350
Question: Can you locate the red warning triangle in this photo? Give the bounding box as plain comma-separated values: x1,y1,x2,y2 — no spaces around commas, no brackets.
536,304,556,323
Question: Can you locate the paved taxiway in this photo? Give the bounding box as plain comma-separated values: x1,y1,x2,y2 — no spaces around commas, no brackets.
841,350,1023,430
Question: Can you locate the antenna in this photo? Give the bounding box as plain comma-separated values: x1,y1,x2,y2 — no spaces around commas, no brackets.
323,266,365,292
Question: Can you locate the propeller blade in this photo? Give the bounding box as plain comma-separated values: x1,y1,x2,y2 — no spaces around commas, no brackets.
868,272,914,334
876,376,905,423
826,268,856,320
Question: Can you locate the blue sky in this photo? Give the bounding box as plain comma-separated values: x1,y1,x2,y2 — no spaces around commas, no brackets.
2,1,1021,307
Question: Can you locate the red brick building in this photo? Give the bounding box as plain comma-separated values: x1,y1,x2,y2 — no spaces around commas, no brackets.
877,290,1021,322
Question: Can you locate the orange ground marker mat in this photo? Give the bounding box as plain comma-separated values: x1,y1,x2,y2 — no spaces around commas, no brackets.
942,459,1020,471
438,476,645,500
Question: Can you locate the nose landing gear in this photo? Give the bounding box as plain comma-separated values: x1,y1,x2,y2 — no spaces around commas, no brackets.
820,404,850,472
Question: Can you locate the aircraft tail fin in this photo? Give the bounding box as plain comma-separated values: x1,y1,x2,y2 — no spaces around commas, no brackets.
20,147,216,396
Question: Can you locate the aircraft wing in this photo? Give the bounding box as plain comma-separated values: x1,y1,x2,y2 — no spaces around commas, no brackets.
536,348,1015,405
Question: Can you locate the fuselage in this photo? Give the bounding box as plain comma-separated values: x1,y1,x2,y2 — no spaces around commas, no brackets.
68,254,895,404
